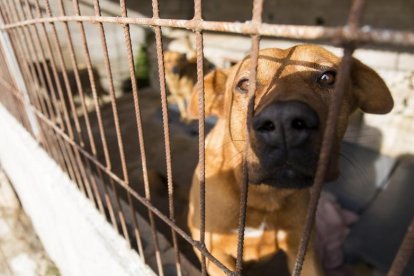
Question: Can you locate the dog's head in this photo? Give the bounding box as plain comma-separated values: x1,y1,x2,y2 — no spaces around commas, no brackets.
189,45,393,189
164,51,189,76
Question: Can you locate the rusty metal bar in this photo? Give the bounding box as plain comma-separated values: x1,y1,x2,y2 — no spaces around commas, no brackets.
114,0,147,258
150,0,176,273
293,48,355,276
388,217,414,276
98,167,120,232
1,15,414,47
292,1,366,275
235,0,263,274
193,0,207,274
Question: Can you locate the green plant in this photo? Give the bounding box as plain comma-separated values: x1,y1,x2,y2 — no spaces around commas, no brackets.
134,44,149,80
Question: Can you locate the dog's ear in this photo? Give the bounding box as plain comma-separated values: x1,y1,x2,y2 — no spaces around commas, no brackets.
351,58,394,114
188,69,229,118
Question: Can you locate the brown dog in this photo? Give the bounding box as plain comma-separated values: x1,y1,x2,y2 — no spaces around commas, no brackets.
164,51,213,122
187,45,393,275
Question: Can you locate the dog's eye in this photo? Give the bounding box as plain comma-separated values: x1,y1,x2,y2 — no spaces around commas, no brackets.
236,78,249,93
317,71,336,87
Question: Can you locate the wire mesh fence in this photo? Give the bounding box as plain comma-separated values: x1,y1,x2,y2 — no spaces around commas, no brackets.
0,0,413,275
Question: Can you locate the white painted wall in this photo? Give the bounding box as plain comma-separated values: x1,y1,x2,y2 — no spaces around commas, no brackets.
0,105,155,276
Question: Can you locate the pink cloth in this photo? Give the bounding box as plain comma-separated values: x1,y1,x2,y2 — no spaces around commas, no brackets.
315,192,359,274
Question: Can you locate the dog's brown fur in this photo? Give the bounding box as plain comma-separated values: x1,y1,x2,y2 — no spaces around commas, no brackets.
187,45,393,275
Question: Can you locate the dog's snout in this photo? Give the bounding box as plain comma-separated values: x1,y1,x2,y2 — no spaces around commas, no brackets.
253,101,319,148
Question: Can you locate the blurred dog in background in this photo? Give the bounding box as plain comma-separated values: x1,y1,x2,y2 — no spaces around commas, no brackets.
164,39,214,122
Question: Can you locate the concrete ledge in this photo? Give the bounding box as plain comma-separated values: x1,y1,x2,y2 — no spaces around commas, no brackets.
0,105,155,276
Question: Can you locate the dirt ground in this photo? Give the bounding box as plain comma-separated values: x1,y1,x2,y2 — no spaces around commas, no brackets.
0,169,59,276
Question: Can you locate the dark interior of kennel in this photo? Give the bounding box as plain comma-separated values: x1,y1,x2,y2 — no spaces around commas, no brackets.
0,0,414,275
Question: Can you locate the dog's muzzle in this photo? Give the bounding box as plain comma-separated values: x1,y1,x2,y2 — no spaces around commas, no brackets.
249,100,320,188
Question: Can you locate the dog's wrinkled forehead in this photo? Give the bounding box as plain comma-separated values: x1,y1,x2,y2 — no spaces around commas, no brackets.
226,45,343,112
231,45,341,88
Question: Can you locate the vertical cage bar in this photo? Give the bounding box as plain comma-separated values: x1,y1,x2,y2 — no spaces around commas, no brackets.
118,0,153,262
193,0,207,273
235,0,263,274
292,1,366,275
388,217,414,276
150,0,182,273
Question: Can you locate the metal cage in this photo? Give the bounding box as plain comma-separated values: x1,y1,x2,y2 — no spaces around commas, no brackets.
0,0,413,275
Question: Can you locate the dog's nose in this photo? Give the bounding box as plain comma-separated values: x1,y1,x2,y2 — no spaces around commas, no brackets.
252,101,319,148
172,66,180,74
